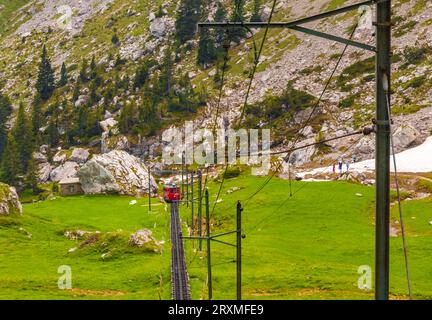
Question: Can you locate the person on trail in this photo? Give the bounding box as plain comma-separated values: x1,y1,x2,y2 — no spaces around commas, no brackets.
338,159,343,174
346,160,350,172
332,163,336,173
352,154,357,163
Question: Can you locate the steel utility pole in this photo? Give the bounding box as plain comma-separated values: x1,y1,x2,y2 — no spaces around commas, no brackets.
199,0,392,300
191,171,194,229
236,201,243,300
205,189,212,300
198,170,203,251
181,151,185,199
375,0,391,300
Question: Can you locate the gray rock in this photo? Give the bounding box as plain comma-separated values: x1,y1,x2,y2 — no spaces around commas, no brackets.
392,125,421,152
53,151,67,165
33,151,47,163
38,162,53,183
0,183,22,215
74,95,88,108
99,118,118,133
50,161,79,183
129,229,154,247
70,148,90,164
78,150,158,196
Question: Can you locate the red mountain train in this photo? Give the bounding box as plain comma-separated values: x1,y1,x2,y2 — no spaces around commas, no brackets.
163,184,181,203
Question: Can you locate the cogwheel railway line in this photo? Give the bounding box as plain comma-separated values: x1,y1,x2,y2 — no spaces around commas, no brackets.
170,201,191,300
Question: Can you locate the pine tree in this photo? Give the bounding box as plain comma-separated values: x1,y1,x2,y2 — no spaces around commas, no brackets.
47,117,59,147
251,0,262,22
90,55,97,80
175,0,201,42
0,134,20,185
31,94,43,142
197,28,216,68
118,102,135,134
0,94,12,158
79,59,89,83
13,103,33,174
57,62,68,87
133,64,150,89
230,0,247,43
158,46,174,97
214,3,228,59
26,155,39,194
72,83,81,102
111,33,120,46
35,45,55,100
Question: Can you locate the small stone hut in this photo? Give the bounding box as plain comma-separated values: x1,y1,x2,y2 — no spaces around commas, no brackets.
59,178,84,196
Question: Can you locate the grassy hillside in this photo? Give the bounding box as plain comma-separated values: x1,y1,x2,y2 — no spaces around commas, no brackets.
0,0,29,34
1,175,431,299
0,195,171,299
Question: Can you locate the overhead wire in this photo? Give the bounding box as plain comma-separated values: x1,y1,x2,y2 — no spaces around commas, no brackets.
210,0,279,218
385,87,412,299
241,19,361,208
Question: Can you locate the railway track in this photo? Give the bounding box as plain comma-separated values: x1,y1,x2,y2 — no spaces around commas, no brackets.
170,201,191,300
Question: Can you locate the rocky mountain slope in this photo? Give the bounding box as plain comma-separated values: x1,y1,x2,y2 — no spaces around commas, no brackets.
0,0,431,180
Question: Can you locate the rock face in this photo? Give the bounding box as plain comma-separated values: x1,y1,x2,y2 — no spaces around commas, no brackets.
392,125,421,153
70,148,90,164
78,150,158,196
0,183,23,215
149,17,175,38
38,162,53,183
50,161,79,182
128,229,154,247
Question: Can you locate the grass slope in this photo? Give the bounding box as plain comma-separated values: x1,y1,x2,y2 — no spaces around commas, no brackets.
183,175,432,300
0,176,431,299
0,195,171,299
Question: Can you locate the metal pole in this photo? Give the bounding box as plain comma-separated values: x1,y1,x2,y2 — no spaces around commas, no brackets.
148,165,151,212
191,172,194,229
205,189,212,300
198,171,203,251
197,170,203,234
186,166,189,208
375,0,391,300
181,151,185,198
236,200,243,300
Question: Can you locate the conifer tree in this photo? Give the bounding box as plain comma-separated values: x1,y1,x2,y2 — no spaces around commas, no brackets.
197,28,216,68
31,94,43,142
118,102,135,134
57,62,68,87
0,94,12,158
90,55,97,80
26,155,39,194
47,117,59,147
79,59,89,83
13,103,33,174
35,45,55,100
230,0,247,43
251,0,262,22
175,0,201,42
158,46,174,97
0,134,20,185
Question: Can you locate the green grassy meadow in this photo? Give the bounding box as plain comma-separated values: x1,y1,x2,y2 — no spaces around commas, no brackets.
0,175,431,299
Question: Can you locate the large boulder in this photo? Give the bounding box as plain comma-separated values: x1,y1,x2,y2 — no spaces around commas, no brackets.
70,148,90,164
38,162,53,183
50,161,79,183
99,118,118,133
392,125,421,152
0,183,22,215
149,17,175,38
78,150,158,196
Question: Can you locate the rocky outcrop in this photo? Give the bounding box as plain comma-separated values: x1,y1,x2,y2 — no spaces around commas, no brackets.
78,150,157,196
38,162,53,183
392,125,421,153
50,161,79,182
149,16,175,38
70,148,90,164
0,183,22,215
101,133,129,154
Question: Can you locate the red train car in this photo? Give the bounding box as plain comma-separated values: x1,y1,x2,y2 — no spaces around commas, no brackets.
163,184,181,203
